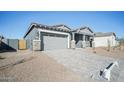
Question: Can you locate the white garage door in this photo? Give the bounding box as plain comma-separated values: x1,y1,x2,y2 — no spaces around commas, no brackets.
41,32,68,50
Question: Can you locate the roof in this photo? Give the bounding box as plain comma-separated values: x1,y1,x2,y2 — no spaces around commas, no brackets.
72,27,94,36
52,24,71,30
94,32,116,37
24,23,71,38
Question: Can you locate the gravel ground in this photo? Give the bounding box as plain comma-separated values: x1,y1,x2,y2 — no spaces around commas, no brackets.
84,47,124,82
0,50,82,82
0,48,124,82
44,49,124,82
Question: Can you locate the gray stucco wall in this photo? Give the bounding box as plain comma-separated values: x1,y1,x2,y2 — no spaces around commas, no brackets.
0,39,18,51
24,27,38,50
8,39,18,50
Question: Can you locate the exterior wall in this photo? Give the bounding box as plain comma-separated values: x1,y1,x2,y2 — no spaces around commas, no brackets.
24,27,39,50
94,35,116,47
0,39,18,51
8,39,18,50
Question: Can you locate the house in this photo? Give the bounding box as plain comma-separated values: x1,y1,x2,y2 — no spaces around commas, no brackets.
24,23,94,51
24,23,71,51
94,32,117,47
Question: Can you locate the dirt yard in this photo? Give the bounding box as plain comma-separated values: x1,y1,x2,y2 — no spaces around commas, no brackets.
84,47,124,60
0,50,82,82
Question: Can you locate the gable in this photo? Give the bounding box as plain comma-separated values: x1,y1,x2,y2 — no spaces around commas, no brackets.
52,24,71,31
80,28,93,34
75,27,94,35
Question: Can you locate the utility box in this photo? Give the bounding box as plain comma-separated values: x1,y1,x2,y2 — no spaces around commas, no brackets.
33,40,41,51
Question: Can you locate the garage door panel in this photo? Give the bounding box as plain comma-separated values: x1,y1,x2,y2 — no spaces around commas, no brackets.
41,33,68,50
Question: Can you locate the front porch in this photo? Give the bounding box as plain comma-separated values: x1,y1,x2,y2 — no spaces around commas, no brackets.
71,32,94,49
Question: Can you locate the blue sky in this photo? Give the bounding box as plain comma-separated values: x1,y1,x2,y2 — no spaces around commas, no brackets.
0,11,124,39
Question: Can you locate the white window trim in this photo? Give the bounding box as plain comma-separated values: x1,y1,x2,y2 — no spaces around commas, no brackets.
38,28,70,48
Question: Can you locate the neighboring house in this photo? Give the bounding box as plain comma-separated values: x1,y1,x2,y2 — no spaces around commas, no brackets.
94,32,117,47
24,23,94,51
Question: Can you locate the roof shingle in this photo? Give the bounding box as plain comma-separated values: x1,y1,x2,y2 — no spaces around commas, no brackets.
95,32,116,37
